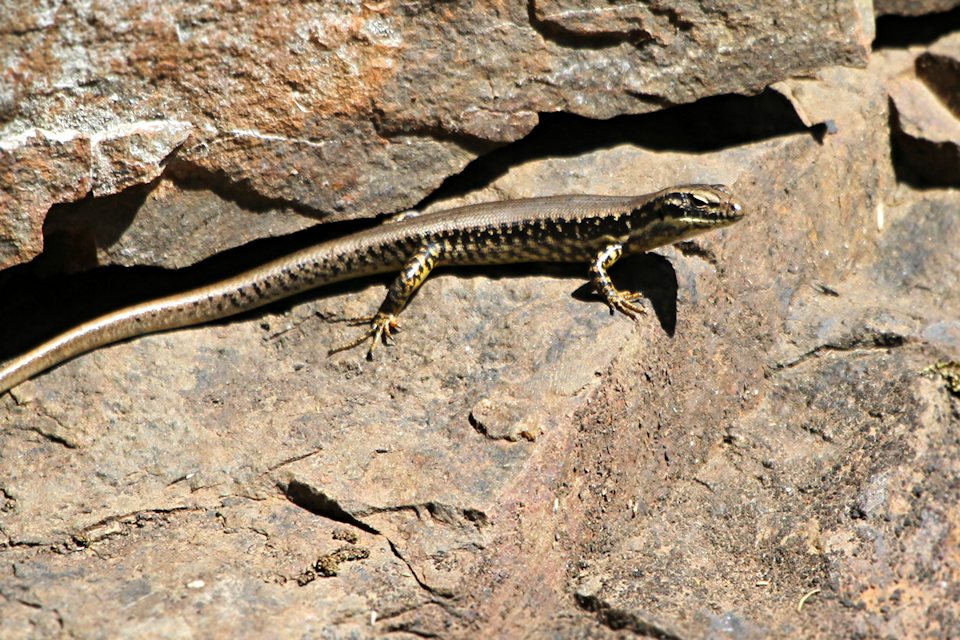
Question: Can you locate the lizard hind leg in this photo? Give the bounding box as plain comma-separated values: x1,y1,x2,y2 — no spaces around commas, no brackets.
327,243,442,359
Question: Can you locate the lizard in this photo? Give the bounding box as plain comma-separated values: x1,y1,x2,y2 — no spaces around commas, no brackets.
0,184,745,394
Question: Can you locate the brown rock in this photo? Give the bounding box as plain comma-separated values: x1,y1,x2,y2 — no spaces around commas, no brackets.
0,121,193,269
886,33,960,185
90,120,192,197
7,55,952,636
1,1,871,269
0,130,91,269
2,4,959,640
875,0,960,16
917,32,960,117
889,76,960,184
532,0,692,40
41,176,319,271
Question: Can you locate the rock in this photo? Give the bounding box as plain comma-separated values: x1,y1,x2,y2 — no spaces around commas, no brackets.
2,3,959,639
916,33,960,117
0,130,91,269
1,0,871,269
886,34,960,185
0,121,192,269
875,0,960,16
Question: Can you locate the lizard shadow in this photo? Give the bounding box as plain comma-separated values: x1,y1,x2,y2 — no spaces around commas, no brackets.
568,253,677,336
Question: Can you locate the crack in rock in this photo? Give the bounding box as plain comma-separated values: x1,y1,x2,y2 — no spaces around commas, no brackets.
573,589,684,639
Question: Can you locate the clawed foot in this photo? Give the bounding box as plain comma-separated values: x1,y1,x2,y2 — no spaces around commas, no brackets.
604,290,647,320
328,312,402,359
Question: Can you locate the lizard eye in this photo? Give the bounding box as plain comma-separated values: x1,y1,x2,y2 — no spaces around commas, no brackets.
691,194,712,206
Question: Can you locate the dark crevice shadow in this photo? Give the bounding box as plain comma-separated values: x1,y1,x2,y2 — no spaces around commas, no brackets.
0,212,384,361
418,89,808,208
38,180,155,275
280,480,379,534
916,49,960,118
874,6,960,49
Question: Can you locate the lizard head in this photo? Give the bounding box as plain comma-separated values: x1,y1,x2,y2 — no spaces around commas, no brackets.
650,184,744,227
626,184,745,250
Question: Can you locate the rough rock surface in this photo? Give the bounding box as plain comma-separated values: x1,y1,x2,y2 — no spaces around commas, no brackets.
887,33,960,185
2,3,959,640
876,0,960,16
0,0,872,269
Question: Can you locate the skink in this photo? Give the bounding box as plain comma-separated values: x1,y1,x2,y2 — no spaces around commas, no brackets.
0,185,744,394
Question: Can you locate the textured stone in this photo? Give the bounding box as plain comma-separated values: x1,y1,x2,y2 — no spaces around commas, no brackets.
532,0,694,39
875,0,960,16
0,0,871,269
0,129,91,269
41,176,319,271
0,121,191,268
89,120,192,197
2,4,959,640
886,34,960,185
917,32,960,117
889,76,960,183
6,55,957,637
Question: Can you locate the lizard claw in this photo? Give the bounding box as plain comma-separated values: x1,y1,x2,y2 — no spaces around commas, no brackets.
328,313,402,358
604,290,647,320
366,313,401,358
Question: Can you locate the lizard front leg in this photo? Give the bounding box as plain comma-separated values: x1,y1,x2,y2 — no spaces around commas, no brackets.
590,243,647,319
